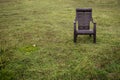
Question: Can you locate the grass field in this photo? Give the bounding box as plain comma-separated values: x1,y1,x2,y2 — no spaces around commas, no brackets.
0,0,120,80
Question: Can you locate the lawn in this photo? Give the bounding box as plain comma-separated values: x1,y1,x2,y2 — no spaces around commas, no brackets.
0,0,120,80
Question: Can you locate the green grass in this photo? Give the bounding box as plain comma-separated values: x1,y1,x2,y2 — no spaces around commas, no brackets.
0,0,120,80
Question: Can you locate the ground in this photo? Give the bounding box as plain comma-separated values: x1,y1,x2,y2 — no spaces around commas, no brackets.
0,0,120,80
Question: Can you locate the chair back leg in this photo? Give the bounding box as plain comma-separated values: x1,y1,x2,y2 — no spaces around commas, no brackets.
89,34,92,37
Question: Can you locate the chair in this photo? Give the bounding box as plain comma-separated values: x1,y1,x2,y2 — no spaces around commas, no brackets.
74,8,96,43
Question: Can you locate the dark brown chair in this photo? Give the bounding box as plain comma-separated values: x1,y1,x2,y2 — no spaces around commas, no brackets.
74,8,96,43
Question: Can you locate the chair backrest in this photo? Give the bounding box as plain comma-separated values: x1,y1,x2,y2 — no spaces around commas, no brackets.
76,8,92,30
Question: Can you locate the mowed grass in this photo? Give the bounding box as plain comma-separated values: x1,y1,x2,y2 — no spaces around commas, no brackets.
0,0,120,80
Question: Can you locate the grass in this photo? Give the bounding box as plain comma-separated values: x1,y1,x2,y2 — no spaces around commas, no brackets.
0,0,120,80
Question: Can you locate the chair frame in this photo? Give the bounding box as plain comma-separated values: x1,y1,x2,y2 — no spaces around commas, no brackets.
74,8,96,43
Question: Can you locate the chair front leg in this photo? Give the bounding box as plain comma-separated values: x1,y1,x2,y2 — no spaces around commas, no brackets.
93,23,96,43
74,21,77,43
74,33,77,43
93,33,96,43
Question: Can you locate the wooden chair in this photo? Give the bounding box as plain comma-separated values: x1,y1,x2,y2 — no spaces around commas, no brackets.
74,8,96,43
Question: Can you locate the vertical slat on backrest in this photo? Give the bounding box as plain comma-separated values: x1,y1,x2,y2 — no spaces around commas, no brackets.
76,8,92,30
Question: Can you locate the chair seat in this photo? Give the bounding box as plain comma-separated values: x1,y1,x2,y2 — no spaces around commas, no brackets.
77,30,94,34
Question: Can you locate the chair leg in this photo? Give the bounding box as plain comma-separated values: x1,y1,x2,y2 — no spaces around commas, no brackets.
93,34,96,43
89,34,92,37
74,34,77,43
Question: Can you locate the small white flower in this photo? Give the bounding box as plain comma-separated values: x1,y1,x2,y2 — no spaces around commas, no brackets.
33,44,36,47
